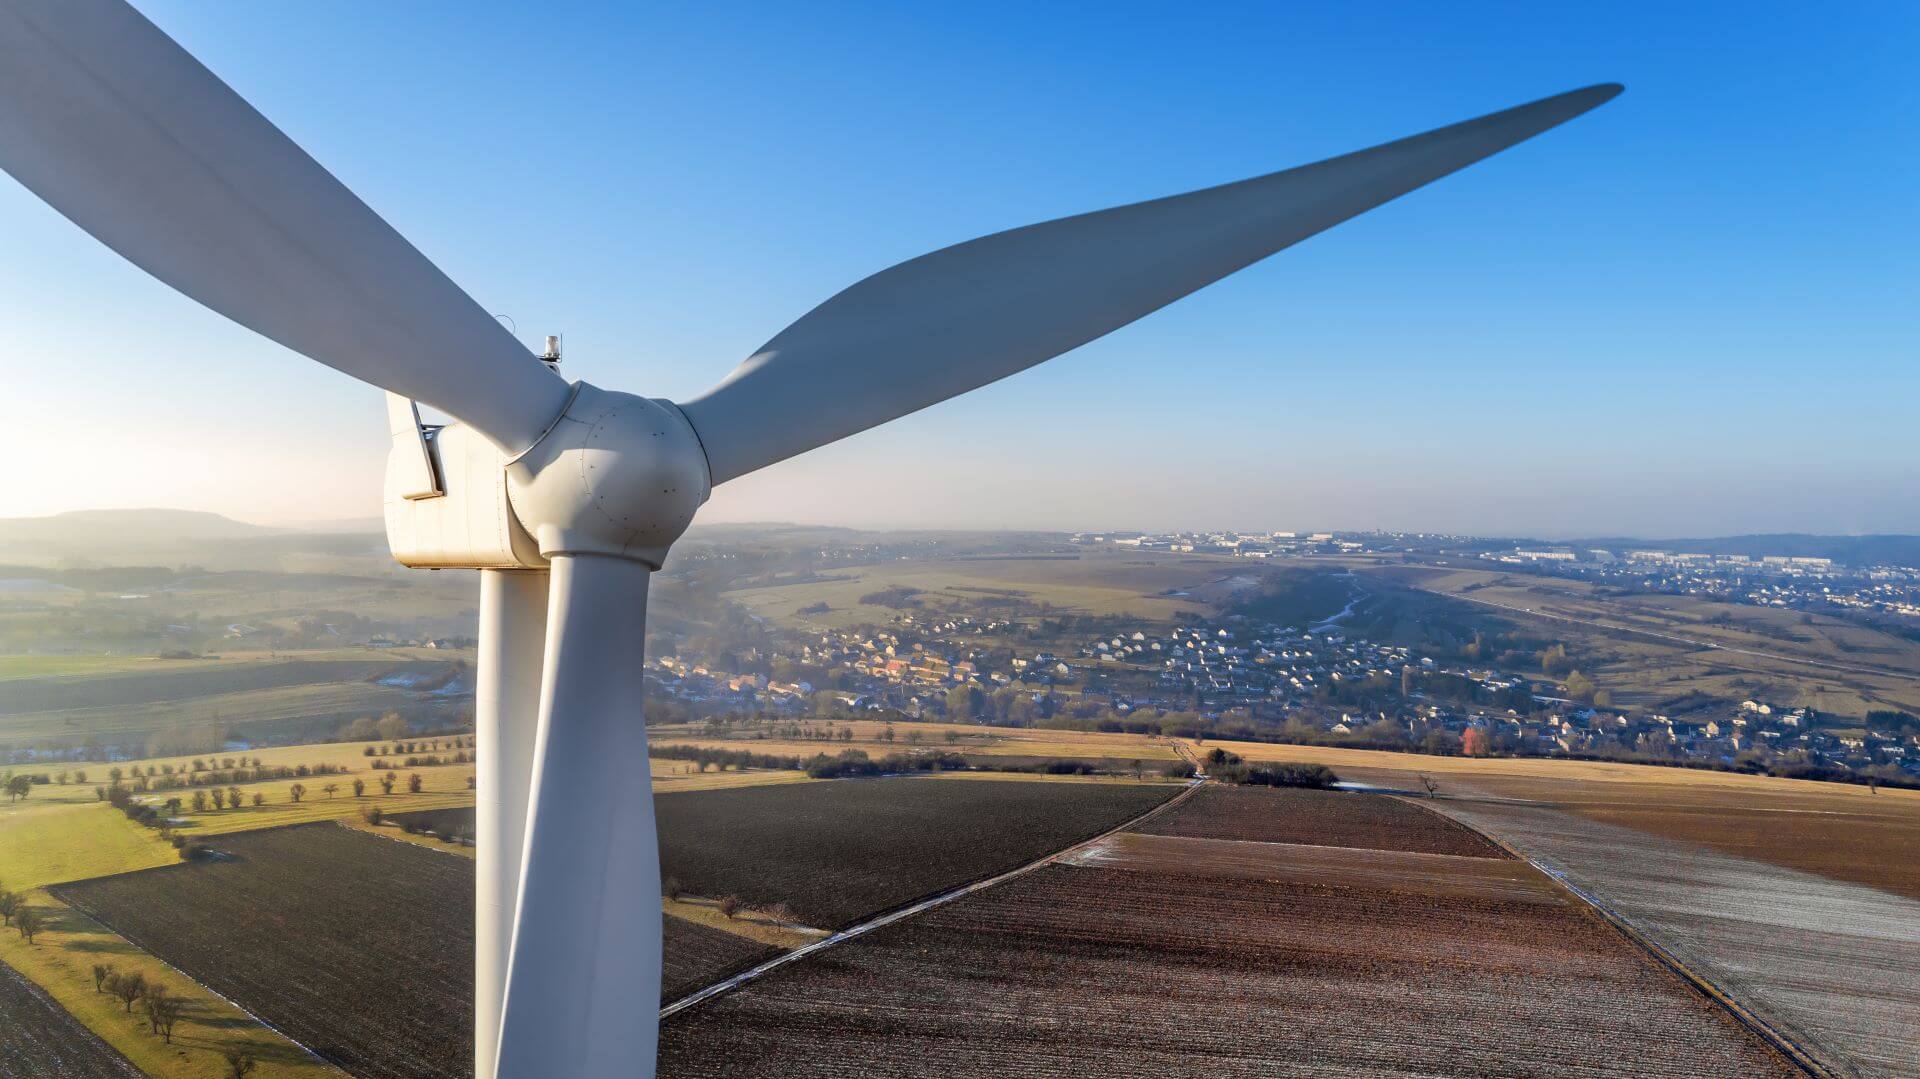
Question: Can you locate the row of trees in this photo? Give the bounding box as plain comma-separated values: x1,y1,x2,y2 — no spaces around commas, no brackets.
0,885,43,944
90,964,183,1043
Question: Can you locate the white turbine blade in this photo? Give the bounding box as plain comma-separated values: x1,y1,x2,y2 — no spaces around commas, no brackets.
681,84,1620,484
0,0,568,451
474,569,549,1079
496,554,659,1077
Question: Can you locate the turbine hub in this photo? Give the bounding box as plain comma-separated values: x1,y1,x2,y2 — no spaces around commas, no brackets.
506,382,711,569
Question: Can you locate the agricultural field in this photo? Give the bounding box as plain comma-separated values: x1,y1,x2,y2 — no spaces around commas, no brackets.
661,916,781,1004
658,789,1794,1077
0,652,472,746
721,548,1271,627
1370,563,1920,717
650,716,1185,769
1437,794,1920,1078
53,823,472,1079
655,776,1180,927
0,802,178,891
1136,784,1505,858
0,959,142,1079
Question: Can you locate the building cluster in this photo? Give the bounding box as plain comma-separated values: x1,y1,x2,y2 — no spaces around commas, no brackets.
1484,547,1920,622
645,596,1920,780
1071,530,1368,557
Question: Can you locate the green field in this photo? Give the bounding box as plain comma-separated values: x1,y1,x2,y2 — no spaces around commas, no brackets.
723,550,1273,628
1369,563,1920,718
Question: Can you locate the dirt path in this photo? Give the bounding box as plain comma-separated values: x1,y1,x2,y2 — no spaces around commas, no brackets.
661,779,1203,1018
1428,791,1920,1078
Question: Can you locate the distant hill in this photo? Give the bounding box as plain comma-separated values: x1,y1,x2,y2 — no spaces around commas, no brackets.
0,509,388,571
1568,534,1920,567
0,508,278,540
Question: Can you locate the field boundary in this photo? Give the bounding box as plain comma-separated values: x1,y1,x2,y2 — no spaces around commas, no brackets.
1397,795,1832,1079
660,778,1203,1019
44,888,338,1075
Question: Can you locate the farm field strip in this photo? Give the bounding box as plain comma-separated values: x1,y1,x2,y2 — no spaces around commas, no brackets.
658,840,1797,1077
661,779,1201,1019
0,891,342,1079
656,777,1184,927
0,958,143,1078
1135,784,1508,858
52,823,474,1079
1432,793,1920,1079
1062,830,1558,902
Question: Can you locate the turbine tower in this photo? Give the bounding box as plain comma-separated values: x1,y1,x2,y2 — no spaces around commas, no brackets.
0,1,1618,1075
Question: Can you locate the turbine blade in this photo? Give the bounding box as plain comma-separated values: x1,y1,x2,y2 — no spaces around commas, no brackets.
0,0,568,451
495,554,659,1077
681,84,1620,484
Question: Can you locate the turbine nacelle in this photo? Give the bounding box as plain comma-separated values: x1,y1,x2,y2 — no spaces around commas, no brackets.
385,382,711,572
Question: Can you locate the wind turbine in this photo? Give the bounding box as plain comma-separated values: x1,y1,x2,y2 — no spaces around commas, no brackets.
0,1,1617,1075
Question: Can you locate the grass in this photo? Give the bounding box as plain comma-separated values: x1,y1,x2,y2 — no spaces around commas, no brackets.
0,802,178,891
0,653,212,681
721,550,1244,628
649,759,815,792
664,896,824,949
0,891,340,1079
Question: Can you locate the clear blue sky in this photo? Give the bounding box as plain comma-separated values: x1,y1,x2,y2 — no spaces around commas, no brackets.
1,2,1914,537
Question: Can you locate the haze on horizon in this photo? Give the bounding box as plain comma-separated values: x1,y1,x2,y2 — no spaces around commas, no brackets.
1,2,1913,539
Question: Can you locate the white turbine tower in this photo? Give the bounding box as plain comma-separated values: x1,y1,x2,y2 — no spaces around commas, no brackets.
0,2,1618,1075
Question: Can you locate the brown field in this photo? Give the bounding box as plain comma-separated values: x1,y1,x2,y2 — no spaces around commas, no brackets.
1445,770,1920,902
1172,734,1920,898
52,824,471,1079
659,796,1793,1078
662,915,780,1004
1136,785,1507,858
1062,831,1548,900
662,719,1920,898
655,777,1177,927
1436,796,1920,1078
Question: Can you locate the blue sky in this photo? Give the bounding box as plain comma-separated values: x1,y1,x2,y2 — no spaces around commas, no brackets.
1,2,1914,537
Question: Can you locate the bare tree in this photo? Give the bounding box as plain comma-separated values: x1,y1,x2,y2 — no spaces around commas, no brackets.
716,895,741,920
407,772,422,794
288,783,306,803
322,783,339,800
15,905,40,944
111,970,146,1013
352,778,366,798
92,963,114,993
227,785,243,809
380,773,396,795
0,890,18,926
251,792,265,807
225,1051,258,1079
210,788,227,811
1418,774,1439,798
144,983,183,1042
